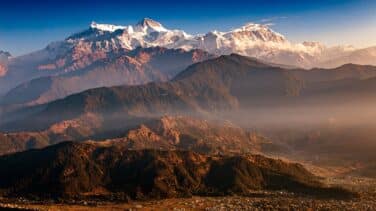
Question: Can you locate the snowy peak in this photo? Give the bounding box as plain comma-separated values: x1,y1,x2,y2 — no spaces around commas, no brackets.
136,18,163,28
135,18,167,33
85,18,167,35
234,22,270,32
229,22,286,43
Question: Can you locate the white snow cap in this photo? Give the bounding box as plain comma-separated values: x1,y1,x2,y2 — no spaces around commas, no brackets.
135,18,168,32
90,18,167,33
55,18,358,68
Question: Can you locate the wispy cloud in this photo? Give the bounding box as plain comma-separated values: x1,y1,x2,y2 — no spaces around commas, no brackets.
263,23,275,27
258,16,288,26
259,16,288,23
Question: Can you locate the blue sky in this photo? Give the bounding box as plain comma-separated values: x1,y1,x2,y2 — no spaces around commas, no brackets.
1,0,376,56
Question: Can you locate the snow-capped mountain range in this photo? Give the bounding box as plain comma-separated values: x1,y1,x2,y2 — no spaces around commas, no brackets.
20,17,373,69
1,18,376,97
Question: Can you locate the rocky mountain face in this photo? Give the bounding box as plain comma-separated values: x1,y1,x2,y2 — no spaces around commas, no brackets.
0,141,354,199
0,47,212,106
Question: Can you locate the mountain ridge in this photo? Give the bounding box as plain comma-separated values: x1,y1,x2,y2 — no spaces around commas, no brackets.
0,47,212,106
52,18,375,68
3,54,376,134
0,141,355,199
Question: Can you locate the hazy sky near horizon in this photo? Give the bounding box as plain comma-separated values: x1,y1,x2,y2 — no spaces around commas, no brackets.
1,0,376,56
